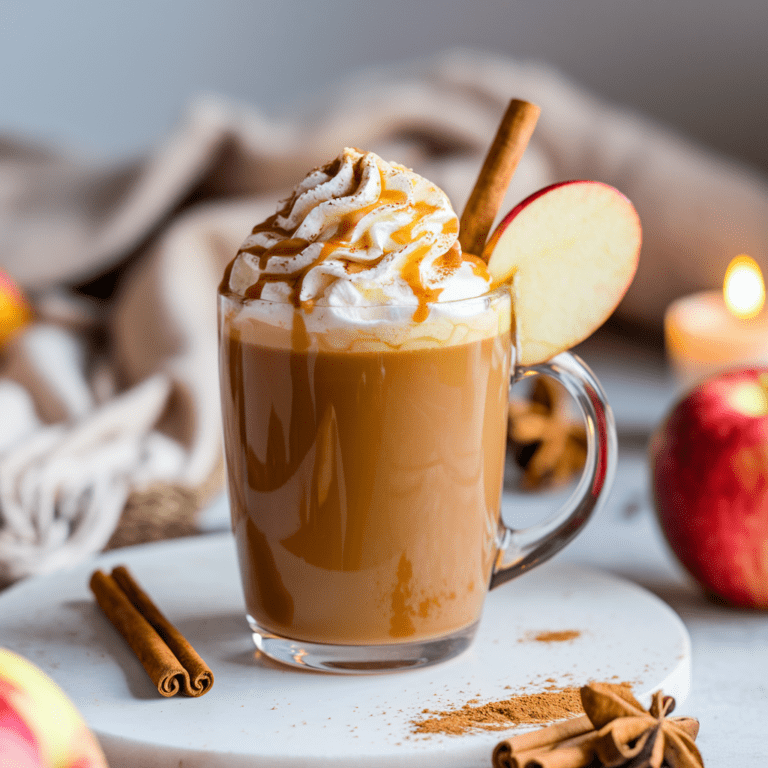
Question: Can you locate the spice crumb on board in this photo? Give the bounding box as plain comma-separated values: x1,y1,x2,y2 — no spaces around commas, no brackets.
410,687,584,736
527,630,582,643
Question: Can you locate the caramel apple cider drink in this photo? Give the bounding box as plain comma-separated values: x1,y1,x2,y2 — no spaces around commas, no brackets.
218,148,617,672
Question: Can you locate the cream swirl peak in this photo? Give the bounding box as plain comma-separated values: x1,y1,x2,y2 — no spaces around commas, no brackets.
227,148,491,321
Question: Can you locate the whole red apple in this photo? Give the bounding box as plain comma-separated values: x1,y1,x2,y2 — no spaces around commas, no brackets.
650,367,768,608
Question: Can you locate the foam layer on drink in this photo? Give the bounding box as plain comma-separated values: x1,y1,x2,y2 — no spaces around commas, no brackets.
220,292,511,353
222,148,508,351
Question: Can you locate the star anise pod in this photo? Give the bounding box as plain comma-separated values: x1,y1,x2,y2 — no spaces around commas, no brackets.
508,376,586,489
581,683,704,768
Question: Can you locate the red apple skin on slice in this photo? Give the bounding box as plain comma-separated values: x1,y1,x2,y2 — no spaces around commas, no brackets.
483,180,641,366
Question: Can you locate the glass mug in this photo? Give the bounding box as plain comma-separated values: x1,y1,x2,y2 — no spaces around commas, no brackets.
218,284,616,672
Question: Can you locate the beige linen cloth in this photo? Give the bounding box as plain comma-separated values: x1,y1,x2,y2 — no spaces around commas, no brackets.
1,50,767,584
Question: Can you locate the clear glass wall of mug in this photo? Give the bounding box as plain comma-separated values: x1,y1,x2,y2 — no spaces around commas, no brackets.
218,284,616,673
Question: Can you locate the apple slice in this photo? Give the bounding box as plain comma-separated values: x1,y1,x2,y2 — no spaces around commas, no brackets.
483,180,641,365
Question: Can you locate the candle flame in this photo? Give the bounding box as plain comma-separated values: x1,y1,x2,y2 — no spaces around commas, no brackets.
723,254,765,319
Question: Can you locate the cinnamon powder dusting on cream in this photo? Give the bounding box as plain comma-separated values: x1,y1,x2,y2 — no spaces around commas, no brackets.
411,688,584,736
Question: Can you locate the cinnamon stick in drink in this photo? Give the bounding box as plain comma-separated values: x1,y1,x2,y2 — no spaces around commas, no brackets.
459,98,540,259
90,566,213,697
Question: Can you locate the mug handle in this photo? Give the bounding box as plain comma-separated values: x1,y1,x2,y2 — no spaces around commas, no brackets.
490,351,617,590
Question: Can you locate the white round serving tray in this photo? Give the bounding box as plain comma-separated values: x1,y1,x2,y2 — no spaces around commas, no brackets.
0,532,690,768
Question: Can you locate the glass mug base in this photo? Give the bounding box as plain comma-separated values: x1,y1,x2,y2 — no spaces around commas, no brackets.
247,615,479,674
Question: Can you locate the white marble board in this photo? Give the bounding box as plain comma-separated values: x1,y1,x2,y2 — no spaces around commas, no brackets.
0,532,690,768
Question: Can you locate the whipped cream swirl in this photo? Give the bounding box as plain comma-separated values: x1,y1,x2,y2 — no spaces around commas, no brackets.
227,148,491,320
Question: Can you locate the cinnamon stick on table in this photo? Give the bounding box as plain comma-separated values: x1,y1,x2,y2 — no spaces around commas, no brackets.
459,98,541,259
90,566,213,697
493,716,596,768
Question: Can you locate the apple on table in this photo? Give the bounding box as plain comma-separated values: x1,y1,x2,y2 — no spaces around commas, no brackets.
0,648,108,768
0,270,33,346
482,180,642,366
650,368,768,608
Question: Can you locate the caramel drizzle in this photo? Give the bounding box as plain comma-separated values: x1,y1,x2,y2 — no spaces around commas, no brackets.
237,160,472,319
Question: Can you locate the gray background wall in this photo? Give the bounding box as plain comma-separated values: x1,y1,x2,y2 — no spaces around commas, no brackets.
1,0,767,173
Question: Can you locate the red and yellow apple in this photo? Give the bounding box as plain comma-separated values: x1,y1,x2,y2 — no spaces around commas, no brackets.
650,368,768,608
0,270,33,346
483,180,641,365
0,648,108,768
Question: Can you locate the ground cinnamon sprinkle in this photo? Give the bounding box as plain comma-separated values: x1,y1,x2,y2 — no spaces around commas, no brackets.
533,630,581,643
411,687,584,736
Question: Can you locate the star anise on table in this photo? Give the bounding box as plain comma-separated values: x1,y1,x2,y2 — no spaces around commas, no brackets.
582,682,704,768
508,376,586,489
492,682,703,768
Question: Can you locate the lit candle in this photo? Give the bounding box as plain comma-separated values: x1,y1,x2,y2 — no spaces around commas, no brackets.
665,254,768,390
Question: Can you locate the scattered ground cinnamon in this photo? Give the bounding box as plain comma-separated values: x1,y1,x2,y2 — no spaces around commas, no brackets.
411,687,584,736
533,630,581,643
